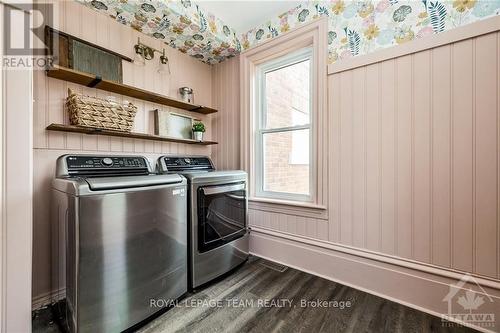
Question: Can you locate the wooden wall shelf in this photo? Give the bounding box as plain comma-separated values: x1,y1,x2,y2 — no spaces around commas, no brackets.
46,65,218,115
46,124,217,145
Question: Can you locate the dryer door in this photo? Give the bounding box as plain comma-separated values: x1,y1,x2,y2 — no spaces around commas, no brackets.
197,182,247,253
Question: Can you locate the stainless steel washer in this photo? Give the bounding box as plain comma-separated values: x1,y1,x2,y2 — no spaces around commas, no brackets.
157,156,249,289
52,154,187,333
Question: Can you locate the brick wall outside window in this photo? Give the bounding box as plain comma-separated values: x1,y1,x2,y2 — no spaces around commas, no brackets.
262,60,310,195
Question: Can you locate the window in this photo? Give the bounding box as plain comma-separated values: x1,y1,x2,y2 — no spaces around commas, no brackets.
255,48,313,202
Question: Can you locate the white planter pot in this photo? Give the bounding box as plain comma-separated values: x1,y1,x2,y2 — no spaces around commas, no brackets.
193,131,203,141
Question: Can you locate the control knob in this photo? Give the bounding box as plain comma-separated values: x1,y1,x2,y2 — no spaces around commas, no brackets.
101,158,113,166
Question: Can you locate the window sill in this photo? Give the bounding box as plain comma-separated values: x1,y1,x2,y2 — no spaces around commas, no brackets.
249,197,327,211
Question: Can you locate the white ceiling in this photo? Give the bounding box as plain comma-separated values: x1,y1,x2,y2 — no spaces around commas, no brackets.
197,1,303,35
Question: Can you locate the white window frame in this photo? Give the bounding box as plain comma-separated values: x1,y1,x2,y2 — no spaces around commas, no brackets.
254,47,314,202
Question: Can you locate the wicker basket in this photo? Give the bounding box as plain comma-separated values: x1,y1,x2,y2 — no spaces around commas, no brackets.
66,88,138,132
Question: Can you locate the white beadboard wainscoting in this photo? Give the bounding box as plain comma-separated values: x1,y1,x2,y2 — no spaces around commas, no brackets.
211,16,500,332
32,0,215,307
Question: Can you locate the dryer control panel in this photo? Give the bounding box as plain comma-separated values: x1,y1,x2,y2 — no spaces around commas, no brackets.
159,156,214,173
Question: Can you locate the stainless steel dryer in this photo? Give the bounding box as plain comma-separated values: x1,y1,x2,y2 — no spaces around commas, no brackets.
157,156,249,289
52,154,187,333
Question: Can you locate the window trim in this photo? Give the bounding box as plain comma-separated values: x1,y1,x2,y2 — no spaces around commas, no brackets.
240,18,328,210
254,47,314,202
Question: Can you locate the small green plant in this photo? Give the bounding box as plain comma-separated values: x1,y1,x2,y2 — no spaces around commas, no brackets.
192,121,206,133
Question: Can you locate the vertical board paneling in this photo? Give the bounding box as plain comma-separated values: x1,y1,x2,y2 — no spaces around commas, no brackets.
33,70,48,149
264,211,271,229
431,45,452,268
306,218,316,238
95,12,111,151
34,3,214,153
288,215,297,235
211,57,240,170
340,71,353,245
413,50,432,263
248,28,500,283
329,32,498,278
317,219,328,241
365,64,381,251
255,210,263,228
352,67,365,248
329,74,341,243
451,39,474,273
296,217,306,237
65,83,84,150
35,9,500,301
211,64,219,165
279,214,287,232
249,208,327,242
32,2,214,301
273,212,281,230
396,55,413,259
80,7,98,151
474,33,498,277
47,79,66,149
380,59,396,255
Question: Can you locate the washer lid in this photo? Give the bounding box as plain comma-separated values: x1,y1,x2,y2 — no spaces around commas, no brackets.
52,174,185,195
85,174,184,191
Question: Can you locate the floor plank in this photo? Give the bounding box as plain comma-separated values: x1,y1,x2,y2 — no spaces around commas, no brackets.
33,256,478,333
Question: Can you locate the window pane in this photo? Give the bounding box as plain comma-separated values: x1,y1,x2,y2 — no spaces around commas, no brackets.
263,129,310,195
265,60,310,129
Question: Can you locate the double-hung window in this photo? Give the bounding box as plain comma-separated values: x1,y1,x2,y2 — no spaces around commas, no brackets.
255,47,313,202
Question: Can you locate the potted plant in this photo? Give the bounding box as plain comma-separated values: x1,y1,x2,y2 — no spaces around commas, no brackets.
192,121,206,141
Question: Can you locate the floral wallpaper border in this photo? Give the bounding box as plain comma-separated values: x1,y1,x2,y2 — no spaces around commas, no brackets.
78,1,500,65
241,0,500,64
76,0,241,64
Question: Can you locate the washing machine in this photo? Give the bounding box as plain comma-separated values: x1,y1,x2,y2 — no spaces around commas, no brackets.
52,154,187,332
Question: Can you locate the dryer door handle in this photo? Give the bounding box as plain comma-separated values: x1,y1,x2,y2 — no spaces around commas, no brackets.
201,183,245,195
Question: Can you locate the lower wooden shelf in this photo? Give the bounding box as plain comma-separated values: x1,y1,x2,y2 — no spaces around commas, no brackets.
46,123,217,145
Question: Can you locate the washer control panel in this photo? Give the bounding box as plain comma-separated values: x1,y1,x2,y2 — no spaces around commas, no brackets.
65,156,149,176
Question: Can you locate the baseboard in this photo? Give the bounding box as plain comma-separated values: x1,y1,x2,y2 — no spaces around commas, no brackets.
250,228,500,333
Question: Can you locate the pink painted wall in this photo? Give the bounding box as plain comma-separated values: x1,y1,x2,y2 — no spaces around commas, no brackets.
329,30,500,279
211,56,240,171
213,18,500,283
32,1,214,304
1,3,33,330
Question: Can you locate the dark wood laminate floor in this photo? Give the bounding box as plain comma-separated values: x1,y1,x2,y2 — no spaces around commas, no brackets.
33,256,478,333
138,257,476,333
